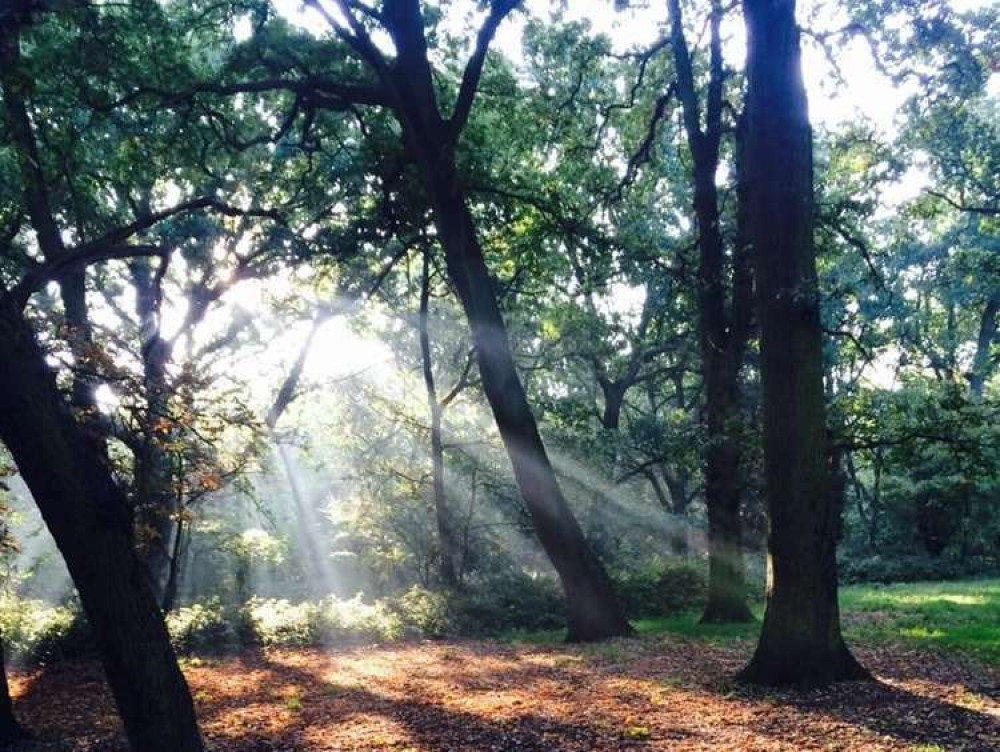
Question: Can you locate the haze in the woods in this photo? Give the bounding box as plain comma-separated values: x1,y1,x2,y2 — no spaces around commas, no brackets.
0,0,998,750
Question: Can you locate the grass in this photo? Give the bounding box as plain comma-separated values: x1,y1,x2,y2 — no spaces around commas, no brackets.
505,578,1000,665
839,578,1000,663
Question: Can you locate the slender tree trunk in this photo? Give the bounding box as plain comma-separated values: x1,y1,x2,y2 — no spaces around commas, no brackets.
0,638,26,745
418,251,459,586
667,0,752,622
428,169,630,640
161,517,187,613
737,0,867,685
130,257,178,607
0,299,204,750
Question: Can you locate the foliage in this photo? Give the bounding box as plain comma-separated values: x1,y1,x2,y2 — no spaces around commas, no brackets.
239,595,404,647
0,595,90,663
612,559,707,619
166,599,232,655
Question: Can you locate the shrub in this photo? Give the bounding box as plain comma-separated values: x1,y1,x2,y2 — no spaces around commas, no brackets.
240,597,321,647
449,573,565,636
840,554,999,584
240,595,404,647
317,594,404,643
166,598,231,654
613,559,706,619
391,586,452,638
0,595,91,663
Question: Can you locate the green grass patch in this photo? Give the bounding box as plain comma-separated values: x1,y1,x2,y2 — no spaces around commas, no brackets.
839,578,1000,663
633,613,759,641
499,578,1000,664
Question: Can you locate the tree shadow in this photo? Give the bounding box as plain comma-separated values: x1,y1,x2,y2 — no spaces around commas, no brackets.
726,657,1000,751
10,646,695,751
8,639,1000,751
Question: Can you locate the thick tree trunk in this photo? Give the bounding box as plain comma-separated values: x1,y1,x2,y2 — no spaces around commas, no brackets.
737,0,868,685
418,250,459,586
0,638,27,745
0,299,204,750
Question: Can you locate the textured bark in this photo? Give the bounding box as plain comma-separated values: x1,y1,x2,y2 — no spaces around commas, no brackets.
419,251,459,586
667,0,752,623
0,299,203,749
737,0,868,685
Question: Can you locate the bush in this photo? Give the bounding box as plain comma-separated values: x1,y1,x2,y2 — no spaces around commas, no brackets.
240,595,404,647
317,594,404,643
840,554,999,584
240,597,322,647
166,599,231,654
449,573,565,636
391,586,452,638
0,595,92,663
613,559,706,619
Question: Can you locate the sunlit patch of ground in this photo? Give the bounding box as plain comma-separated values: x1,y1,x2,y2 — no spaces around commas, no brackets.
8,634,1000,751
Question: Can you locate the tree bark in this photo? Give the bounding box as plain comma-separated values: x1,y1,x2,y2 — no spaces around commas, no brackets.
0,299,204,750
0,638,27,745
667,0,752,623
737,0,868,685
418,250,459,586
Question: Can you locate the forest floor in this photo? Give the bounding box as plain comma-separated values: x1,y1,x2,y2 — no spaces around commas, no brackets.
7,580,1000,751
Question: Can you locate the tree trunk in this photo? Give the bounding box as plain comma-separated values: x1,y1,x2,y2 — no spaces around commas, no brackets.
667,0,752,623
701,420,752,622
969,293,999,398
345,0,629,641
428,167,631,640
418,251,459,586
737,0,868,685
0,299,204,750
130,257,178,607
0,638,27,745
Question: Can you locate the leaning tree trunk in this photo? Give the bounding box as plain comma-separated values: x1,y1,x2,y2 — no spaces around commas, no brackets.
737,0,868,685
0,637,26,745
0,299,204,750
398,121,629,638
339,0,629,641
428,165,631,640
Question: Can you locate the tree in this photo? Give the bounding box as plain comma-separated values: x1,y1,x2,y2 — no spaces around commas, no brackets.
665,0,755,623
0,297,204,751
0,511,26,745
0,5,204,746
737,0,868,685
198,0,630,640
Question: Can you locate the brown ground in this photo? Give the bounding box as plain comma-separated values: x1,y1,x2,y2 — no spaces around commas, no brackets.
7,635,1000,751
